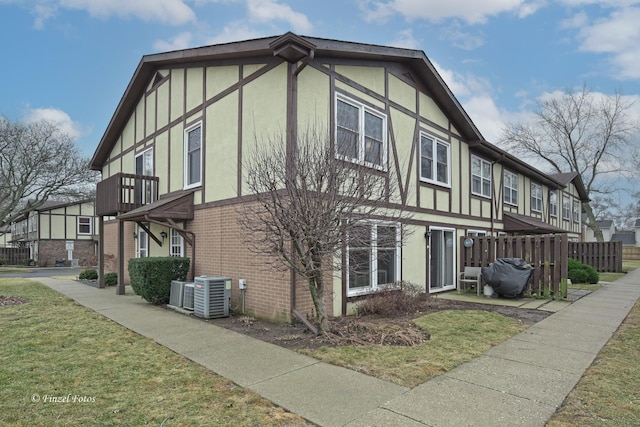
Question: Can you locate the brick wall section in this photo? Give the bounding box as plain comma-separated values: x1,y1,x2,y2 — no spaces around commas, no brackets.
37,239,97,267
100,206,336,323
187,204,335,323
103,221,136,283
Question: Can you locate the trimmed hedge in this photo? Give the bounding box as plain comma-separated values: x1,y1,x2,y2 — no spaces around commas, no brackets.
104,272,117,286
128,257,190,304
568,258,599,284
79,269,98,280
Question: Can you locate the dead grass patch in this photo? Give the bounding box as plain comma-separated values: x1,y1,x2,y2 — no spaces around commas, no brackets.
547,299,640,426
300,309,526,387
0,279,311,427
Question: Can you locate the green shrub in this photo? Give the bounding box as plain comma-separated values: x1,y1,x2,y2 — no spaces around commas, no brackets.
79,269,99,280
104,272,117,286
128,257,190,304
568,258,599,284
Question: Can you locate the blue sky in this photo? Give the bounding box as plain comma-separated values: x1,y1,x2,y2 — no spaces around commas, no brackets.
1,0,639,163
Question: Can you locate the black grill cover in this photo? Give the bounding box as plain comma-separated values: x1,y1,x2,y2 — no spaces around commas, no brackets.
481,258,534,298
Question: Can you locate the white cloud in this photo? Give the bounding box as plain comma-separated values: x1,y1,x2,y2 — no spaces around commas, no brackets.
575,7,640,79
431,60,510,141
440,26,485,50
246,0,312,33
153,32,194,51
23,108,87,140
389,29,420,49
362,0,535,25
204,21,267,45
25,0,196,27
560,11,589,29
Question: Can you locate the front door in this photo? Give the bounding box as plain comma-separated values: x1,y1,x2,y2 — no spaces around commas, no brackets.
429,227,456,292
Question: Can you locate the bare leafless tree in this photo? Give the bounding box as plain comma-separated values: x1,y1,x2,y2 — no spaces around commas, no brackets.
500,85,638,241
0,116,99,227
239,126,410,332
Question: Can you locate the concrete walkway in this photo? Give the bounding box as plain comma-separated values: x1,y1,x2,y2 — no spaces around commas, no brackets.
37,271,640,427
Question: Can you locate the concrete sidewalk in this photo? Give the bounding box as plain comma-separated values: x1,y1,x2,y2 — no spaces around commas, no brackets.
38,271,640,427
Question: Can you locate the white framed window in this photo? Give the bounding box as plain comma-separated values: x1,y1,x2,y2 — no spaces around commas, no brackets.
137,225,149,258
467,230,487,237
471,155,491,198
336,95,387,170
420,133,450,186
184,122,202,188
77,217,92,235
503,170,518,206
170,229,184,257
135,147,154,204
562,195,571,220
549,190,558,217
573,200,581,223
531,182,542,212
347,222,401,296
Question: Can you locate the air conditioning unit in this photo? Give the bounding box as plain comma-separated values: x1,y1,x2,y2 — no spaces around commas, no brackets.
183,283,195,310
169,280,189,307
194,276,231,319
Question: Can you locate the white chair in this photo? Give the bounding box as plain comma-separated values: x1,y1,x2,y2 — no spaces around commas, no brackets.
458,266,482,296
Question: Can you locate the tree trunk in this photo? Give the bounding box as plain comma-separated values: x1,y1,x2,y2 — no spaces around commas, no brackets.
308,272,329,332
584,202,604,242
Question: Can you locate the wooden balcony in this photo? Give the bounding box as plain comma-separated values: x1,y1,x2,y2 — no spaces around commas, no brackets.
96,173,159,216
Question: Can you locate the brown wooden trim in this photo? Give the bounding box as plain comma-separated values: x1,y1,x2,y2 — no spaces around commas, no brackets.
311,60,456,141
237,65,243,197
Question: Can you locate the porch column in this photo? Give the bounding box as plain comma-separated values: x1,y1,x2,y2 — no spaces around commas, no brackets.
116,219,125,295
98,216,105,288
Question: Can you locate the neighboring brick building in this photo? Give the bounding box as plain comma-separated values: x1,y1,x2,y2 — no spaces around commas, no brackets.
10,199,98,267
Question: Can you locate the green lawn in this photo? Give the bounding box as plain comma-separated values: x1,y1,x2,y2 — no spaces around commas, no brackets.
0,266,30,274
300,310,527,388
547,298,640,426
0,279,310,426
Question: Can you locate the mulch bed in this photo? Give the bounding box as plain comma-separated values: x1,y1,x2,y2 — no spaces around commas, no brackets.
0,295,29,307
203,296,551,350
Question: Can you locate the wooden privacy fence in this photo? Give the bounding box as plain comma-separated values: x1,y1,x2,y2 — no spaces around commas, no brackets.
460,234,569,298
0,247,31,265
568,241,622,272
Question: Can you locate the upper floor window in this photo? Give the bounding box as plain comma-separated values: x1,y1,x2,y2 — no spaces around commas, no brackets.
347,222,400,296
77,217,92,235
184,122,202,188
549,190,558,217
420,134,450,186
531,183,542,212
471,155,491,198
336,96,386,170
573,200,581,223
503,170,518,206
562,195,571,220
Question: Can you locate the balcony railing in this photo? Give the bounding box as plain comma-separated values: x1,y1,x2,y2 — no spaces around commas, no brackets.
96,173,159,216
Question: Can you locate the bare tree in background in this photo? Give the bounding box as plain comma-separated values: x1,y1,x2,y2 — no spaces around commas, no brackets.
239,126,410,332
0,116,98,228
500,86,638,242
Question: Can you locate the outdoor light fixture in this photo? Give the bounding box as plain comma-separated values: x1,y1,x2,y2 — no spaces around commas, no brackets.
160,231,167,242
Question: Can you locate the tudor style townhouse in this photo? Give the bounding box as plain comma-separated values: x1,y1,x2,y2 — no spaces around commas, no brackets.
91,33,588,322
9,199,98,267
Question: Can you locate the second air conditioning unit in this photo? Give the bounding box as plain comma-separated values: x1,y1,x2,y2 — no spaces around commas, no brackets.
183,283,195,310
169,280,189,307
194,276,231,319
